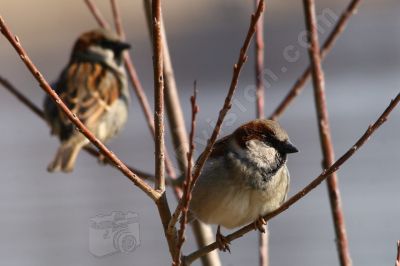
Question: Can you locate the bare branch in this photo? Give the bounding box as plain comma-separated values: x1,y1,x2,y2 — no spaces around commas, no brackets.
143,0,189,173
254,0,268,264
303,0,351,264
0,76,44,119
269,0,362,120
83,0,110,29
110,0,124,39
0,16,161,201
396,240,400,266
184,93,400,264
151,0,165,191
173,85,199,266
255,0,265,120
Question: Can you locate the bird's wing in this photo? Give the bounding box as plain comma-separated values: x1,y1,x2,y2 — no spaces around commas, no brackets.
45,61,121,141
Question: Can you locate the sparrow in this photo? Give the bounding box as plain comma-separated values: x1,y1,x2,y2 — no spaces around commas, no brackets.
189,119,298,251
43,29,131,172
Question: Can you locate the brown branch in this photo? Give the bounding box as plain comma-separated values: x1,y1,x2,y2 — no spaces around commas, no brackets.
152,0,165,191
255,0,265,120
254,0,268,264
148,0,178,260
143,0,189,173
110,0,124,39
396,240,400,266
184,92,400,264
303,0,351,265
269,0,362,120
173,85,199,266
0,16,161,201
107,0,176,180
110,0,178,186
83,0,110,29
0,76,44,119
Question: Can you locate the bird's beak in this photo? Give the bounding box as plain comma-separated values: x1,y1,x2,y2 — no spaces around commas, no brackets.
281,140,299,154
113,41,131,51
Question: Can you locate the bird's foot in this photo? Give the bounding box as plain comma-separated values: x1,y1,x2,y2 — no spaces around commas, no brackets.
97,153,107,165
216,225,231,253
254,216,267,233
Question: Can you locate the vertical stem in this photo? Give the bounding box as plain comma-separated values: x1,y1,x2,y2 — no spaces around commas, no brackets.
83,0,110,28
254,0,268,265
150,0,177,259
152,0,165,191
255,0,265,119
302,1,352,266
259,225,269,266
107,0,178,182
143,1,222,265
143,0,189,171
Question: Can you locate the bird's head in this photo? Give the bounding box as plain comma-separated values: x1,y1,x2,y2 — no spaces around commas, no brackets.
71,28,131,66
232,119,298,158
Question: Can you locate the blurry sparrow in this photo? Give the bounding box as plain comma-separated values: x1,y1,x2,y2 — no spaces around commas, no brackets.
44,29,130,172
189,119,298,251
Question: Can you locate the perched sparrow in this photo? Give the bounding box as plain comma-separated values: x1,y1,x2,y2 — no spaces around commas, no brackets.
44,29,131,172
189,119,298,251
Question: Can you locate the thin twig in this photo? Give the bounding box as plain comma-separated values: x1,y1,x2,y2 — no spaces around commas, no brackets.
184,92,400,264
255,0,265,120
269,0,362,120
0,76,156,181
303,0,351,265
110,0,124,39
396,240,400,266
173,85,199,266
254,0,268,264
83,0,110,29
0,76,44,119
0,16,161,201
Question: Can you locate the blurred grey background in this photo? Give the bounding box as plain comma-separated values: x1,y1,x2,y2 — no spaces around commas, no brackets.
0,0,399,265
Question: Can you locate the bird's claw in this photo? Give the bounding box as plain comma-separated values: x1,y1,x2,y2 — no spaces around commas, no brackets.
97,154,107,165
254,216,267,233
216,225,231,253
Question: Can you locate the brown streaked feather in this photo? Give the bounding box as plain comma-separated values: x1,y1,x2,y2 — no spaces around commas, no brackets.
52,61,121,139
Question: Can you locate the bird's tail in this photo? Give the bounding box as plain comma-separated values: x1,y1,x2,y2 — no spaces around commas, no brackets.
47,137,88,173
